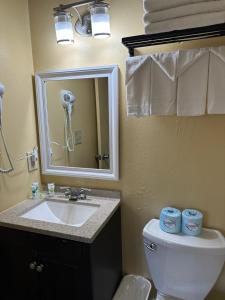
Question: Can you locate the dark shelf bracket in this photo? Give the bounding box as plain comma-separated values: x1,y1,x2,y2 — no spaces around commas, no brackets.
122,23,225,56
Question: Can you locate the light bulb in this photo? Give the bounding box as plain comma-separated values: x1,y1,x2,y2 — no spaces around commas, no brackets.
54,11,74,44
90,3,111,39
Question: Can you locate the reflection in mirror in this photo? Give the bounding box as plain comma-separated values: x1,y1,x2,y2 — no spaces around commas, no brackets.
35,65,118,180
46,78,109,170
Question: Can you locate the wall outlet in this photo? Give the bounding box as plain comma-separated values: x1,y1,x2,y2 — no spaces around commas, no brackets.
75,130,82,145
27,147,39,172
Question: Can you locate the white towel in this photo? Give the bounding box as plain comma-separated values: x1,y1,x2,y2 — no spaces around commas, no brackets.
126,56,151,116
126,52,178,116
144,10,225,34
143,0,214,13
149,52,178,115
126,47,225,117
176,49,209,116
144,0,225,23
207,46,225,114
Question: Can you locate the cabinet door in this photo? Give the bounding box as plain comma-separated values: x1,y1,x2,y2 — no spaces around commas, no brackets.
5,246,38,300
0,227,38,300
36,258,86,300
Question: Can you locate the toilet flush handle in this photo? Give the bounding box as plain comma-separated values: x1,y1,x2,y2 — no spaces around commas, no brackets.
144,242,157,252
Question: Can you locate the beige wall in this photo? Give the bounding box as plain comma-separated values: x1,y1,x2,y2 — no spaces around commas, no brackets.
0,0,39,211
28,0,225,298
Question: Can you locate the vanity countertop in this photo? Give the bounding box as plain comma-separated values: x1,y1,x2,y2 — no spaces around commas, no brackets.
0,190,120,243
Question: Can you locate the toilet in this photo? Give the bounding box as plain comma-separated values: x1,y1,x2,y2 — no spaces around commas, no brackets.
143,219,225,300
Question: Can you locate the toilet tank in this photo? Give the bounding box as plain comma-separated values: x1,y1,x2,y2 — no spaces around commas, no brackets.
143,219,225,300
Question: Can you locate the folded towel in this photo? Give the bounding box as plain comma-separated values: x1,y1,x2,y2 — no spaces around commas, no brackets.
149,52,178,115
143,0,214,13
208,46,225,114
126,46,225,117
144,10,225,34
177,49,209,116
144,0,225,23
126,53,177,116
126,56,152,116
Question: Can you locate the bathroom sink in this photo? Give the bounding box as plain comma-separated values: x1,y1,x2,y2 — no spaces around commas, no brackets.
21,200,99,227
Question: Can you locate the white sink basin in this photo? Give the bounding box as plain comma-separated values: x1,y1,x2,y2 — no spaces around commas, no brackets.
21,200,99,227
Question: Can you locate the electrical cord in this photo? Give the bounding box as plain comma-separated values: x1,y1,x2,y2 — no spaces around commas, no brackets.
64,109,75,152
0,128,14,174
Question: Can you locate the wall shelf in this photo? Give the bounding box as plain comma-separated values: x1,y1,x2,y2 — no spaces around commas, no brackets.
122,23,225,56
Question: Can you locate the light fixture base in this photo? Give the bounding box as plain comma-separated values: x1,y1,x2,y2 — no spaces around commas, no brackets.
75,13,92,37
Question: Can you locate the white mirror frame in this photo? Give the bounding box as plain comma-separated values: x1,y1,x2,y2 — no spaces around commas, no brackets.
35,65,119,181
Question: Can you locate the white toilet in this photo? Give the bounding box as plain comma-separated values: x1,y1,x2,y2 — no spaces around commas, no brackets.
143,219,225,300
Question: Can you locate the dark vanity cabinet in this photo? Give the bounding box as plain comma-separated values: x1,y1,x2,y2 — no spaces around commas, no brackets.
0,209,122,300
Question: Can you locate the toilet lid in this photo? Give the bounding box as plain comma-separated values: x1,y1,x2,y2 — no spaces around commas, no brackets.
143,219,225,255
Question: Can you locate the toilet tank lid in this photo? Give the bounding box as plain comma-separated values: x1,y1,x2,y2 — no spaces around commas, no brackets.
143,219,225,255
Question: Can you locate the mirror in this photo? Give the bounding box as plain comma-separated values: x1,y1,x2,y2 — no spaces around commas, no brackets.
35,65,119,180
46,78,109,169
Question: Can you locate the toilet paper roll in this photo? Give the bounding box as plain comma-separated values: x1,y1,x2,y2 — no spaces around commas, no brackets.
182,209,203,236
160,207,181,234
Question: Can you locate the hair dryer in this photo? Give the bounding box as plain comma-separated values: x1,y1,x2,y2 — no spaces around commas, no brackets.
60,89,76,114
60,90,76,152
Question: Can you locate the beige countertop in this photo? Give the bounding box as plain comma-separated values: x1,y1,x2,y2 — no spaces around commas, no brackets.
0,190,120,244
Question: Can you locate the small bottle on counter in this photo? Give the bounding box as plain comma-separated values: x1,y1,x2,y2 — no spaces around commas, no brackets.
31,182,39,199
47,183,55,197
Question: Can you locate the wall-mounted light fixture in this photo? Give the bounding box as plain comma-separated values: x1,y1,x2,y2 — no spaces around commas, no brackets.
54,0,111,45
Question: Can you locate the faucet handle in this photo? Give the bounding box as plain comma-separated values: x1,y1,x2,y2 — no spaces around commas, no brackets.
59,186,71,191
59,186,72,196
80,188,91,193
79,188,91,200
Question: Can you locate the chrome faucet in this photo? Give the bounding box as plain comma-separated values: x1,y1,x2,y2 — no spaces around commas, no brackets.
60,187,91,201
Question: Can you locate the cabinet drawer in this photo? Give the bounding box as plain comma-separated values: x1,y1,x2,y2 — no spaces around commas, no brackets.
0,227,85,265
35,236,85,266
